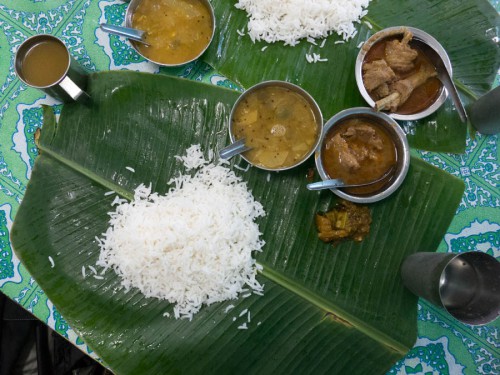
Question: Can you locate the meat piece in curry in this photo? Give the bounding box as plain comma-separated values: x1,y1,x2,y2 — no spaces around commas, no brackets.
384,29,418,73
315,200,371,243
362,59,396,92
376,63,438,112
330,124,384,171
343,124,384,151
330,134,361,170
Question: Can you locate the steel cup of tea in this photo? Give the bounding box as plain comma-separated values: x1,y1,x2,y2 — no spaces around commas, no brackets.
15,34,90,104
401,251,500,325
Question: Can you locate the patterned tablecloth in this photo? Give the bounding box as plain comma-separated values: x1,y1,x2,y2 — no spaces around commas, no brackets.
0,1,498,374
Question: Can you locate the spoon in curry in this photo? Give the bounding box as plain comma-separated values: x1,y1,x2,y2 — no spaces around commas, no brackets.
307,166,395,191
100,24,148,45
416,40,468,123
219,138,251,160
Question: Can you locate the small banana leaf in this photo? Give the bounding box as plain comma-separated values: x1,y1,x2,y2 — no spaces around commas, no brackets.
11,72,464,374
204,0,500,153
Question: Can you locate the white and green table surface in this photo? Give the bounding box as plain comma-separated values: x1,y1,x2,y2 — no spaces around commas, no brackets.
0,1,498,374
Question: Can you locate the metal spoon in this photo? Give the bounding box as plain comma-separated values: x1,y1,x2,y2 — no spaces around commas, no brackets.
416,41,468,123
219,138,251,160
307,166,395,191
100,24,148,45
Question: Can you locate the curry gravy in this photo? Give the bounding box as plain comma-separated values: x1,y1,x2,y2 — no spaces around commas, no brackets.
132,0,213,65
322,117,397,195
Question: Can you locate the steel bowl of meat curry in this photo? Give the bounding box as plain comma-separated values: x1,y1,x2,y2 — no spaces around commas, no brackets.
227,80,323,171
315,107,410,203
355,26,451,120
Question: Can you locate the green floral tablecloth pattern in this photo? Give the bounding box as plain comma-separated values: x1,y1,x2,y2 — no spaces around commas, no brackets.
0,1,498,374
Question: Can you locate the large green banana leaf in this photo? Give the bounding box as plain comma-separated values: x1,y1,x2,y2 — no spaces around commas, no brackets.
11,71,464,374
204,0,500,153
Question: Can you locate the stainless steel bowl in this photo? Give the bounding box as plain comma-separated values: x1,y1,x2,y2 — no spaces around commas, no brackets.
355,26,452,121
125,0,216,67
228,80,323,172
315,107,410,203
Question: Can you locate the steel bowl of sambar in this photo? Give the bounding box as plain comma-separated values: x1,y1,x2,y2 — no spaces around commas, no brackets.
123,0,215,67
315,107,410,203
355,26,451,121
227,80,323,171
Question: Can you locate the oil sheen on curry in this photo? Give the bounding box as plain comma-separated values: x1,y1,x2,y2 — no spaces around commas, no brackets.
232,86,319,169
132,0,213,65
322,117,397,195
362,28,442,115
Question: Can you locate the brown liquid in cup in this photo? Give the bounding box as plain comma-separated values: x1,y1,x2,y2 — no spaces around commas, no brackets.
22,39,69,87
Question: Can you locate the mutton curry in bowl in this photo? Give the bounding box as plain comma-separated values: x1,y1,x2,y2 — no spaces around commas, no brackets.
355,26,451,121
314,107,410,204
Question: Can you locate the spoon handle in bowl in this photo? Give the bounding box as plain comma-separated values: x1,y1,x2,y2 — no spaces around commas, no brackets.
100,24,146,44
438,63,468,123
424,44,468,123
219,139,251,160
307,179,349,190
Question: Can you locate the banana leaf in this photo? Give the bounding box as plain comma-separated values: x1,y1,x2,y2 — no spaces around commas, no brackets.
11,71,464,374
204,0,500,153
